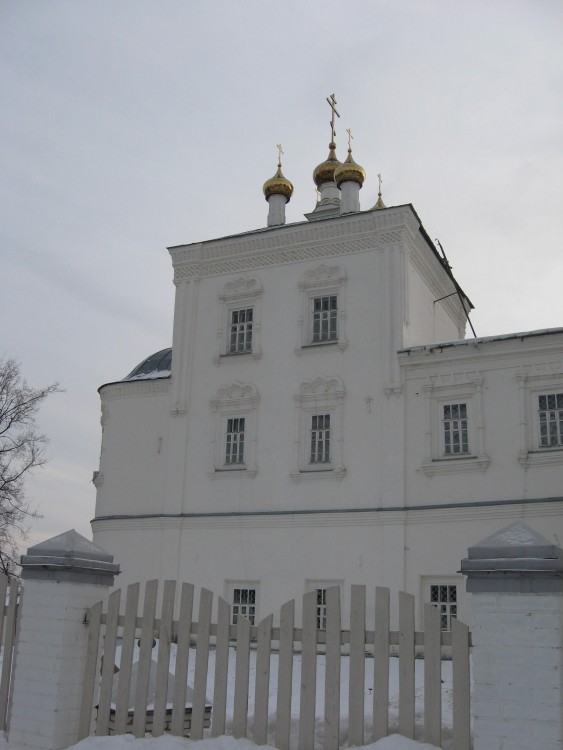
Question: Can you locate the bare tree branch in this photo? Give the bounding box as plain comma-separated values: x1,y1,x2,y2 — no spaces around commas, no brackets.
0,358,59,577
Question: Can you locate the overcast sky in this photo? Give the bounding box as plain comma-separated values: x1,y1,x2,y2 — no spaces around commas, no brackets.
1,1,562,550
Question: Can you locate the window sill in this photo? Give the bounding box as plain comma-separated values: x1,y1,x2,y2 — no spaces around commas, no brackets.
213,351,262,365
209,467,257,479
420,454,490,476
290,468,346,483
518,449,563,468
295,340,347,355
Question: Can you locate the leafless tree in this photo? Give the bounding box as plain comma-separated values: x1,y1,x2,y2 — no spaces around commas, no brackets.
0,358,59,577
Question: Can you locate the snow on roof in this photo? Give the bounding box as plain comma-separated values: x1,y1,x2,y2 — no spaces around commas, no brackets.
399,327,563,355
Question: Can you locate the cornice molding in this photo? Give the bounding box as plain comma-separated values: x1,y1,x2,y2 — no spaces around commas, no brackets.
169,210,415,282
100,379,171,400
90,498,562,532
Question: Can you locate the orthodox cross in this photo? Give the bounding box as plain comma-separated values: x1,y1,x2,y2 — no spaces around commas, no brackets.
326,93,340,142
276,143,284,167
346,127,353,150
378,173,383,193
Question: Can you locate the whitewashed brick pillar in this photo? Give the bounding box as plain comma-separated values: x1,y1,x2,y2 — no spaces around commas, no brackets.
8,530,119,750
461,521,563,750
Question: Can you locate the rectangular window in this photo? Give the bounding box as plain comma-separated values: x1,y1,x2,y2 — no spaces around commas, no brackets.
443,403,468,455
538,393,563,448
311,295,337,343
229,308,253,353
310,414,331,463
232,587,256,625
225,417,245,464
315,588,328,630
430,584,458,631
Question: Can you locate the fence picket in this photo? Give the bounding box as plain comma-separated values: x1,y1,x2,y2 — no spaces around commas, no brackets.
0,580,18,732
299,590,318,750
452,618,471,750
275,598,294,750
0,575,7,648
114,583,140,734
190,587,213,739
423,603,441,747
171,582,194,736
398,591,415,740
373,587,390,741
324,586,341,750
133,580,159,738
152,580,176,737
254,613,273,746
96,589,121,735
78,600,102,740
212,597,230,737
349,585,366,747
233,615,251,739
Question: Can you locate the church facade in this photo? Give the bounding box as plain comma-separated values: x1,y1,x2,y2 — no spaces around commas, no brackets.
92,114,563,630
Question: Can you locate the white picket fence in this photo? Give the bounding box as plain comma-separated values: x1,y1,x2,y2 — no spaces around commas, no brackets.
0,575,20,733
79,581,471,750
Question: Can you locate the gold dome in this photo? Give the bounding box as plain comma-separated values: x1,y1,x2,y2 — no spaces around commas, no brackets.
334,147,366,188
263,165,294,202
313,141,342,187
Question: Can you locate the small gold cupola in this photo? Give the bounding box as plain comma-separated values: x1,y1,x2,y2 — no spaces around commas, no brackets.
334,128,365,214
371,172,387,210
263,145,293,227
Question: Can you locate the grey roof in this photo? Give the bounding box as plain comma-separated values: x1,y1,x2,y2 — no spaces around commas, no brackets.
124,348,172,380
399,327,563,355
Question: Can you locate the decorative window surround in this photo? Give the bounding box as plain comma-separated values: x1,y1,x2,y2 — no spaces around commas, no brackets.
291,376,346,482
420,376,490,476
209,382,259,477
296,264,348,353
517,371,563,468
214,277,263,365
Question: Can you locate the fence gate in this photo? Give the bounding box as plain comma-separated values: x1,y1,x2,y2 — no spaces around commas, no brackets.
79,580,471,750
0,574,21,733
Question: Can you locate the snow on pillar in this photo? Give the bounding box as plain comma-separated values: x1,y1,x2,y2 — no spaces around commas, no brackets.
461,522,563,750
9,530,119,750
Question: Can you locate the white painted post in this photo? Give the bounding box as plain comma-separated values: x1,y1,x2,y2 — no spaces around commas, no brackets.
8,530,119,750
461,521,563,750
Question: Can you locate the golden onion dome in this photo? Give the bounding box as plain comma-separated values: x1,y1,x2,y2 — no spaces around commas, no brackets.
263,164,294,202
334,147,366,188
313,141,342,187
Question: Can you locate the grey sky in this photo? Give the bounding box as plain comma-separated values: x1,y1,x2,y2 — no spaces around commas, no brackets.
1,1,562,548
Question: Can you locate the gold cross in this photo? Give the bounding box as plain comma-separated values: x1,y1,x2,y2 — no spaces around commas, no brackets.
276,144,284,167
326,93,340,142
346,128,353,150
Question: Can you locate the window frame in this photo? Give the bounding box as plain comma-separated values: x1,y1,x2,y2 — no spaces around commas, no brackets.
420,377,490,476
209,382,259,477
214,277,263,364
291,376,346,482
305,580,343,631
517,373,563,467
225,581,259,626
296,264,348,353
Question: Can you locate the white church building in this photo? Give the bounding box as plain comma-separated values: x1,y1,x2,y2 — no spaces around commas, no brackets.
92,106,563,630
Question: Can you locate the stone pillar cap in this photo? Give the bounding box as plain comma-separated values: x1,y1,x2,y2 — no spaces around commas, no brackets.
461,522,563,593
21,529,120,585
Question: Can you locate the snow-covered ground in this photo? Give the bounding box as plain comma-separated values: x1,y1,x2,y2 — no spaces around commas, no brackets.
1,732,443,750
